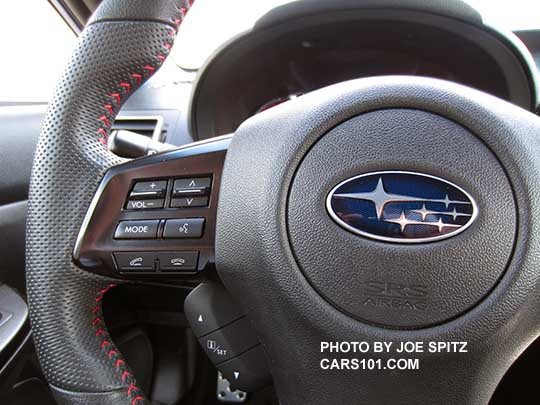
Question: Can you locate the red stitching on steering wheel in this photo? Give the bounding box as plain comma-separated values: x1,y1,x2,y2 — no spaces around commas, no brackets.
92,283,147,404
95,0,193,147
89,4,196,402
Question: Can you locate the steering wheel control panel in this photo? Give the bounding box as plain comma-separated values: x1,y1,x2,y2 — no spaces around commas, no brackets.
73,136,231,280
125,177,211,210
109,176,213,274
184,283,271,392
113,251,199,273
114,218,206,240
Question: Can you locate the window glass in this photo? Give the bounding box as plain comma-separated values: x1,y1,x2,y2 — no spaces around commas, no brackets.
0,0,76,103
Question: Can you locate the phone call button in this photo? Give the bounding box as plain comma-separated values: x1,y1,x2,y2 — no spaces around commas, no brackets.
157,251,199,272
114,252,155,271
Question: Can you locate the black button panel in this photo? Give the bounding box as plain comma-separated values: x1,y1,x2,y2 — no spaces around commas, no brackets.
184,284,271,392
113,251,199,274
113,176,212,277
73,137,228,281
115,218,205,240
114,220,159,239
125,176,212,210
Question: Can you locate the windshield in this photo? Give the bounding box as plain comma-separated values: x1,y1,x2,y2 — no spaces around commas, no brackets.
173,0,540,70
0,0,76,102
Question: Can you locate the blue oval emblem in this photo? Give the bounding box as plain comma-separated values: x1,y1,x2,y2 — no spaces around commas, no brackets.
326,171,478,243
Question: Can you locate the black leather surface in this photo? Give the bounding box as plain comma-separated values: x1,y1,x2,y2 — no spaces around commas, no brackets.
89,0,184,26
26,0,191,403
216,76,540,404
51,385,130,405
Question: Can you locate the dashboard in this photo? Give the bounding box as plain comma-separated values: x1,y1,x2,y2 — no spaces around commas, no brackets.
187,5,539,140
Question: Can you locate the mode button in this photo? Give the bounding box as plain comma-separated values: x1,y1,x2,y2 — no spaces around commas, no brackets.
114,220,159,239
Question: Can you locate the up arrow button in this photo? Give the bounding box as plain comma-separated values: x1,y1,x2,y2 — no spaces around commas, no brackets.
172,177,212,199
174,177,211,190
183,283,244,338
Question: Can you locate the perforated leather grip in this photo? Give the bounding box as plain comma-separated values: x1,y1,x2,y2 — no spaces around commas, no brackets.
26,1,193,403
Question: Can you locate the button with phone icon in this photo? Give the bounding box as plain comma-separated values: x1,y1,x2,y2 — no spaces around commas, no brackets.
157,251,199,271
114,252,155,271
170,257,186,266
129,257,144,266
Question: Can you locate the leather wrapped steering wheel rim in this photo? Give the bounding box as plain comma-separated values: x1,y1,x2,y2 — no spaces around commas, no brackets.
26,1,192,403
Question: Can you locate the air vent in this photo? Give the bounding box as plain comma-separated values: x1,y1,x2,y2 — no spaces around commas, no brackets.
112,116,165,142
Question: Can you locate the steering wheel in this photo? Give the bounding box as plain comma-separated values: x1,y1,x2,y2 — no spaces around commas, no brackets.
26,0,540,404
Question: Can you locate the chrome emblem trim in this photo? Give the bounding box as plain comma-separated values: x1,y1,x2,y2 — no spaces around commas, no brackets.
326,171,478,243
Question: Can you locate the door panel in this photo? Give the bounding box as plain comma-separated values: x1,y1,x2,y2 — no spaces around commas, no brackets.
0,104,44,292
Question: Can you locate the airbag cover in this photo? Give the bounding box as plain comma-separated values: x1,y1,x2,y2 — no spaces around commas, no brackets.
287,109,515,328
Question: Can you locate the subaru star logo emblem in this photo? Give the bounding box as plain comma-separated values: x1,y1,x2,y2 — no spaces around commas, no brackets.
326,171,478,243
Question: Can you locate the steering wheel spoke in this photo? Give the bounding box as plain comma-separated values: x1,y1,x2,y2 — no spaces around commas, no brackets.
74,135,230,282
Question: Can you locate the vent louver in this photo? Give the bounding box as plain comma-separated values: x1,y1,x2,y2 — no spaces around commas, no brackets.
112,116,165,141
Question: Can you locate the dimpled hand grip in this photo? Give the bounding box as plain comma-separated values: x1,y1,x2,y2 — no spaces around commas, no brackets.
26,1,193,403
